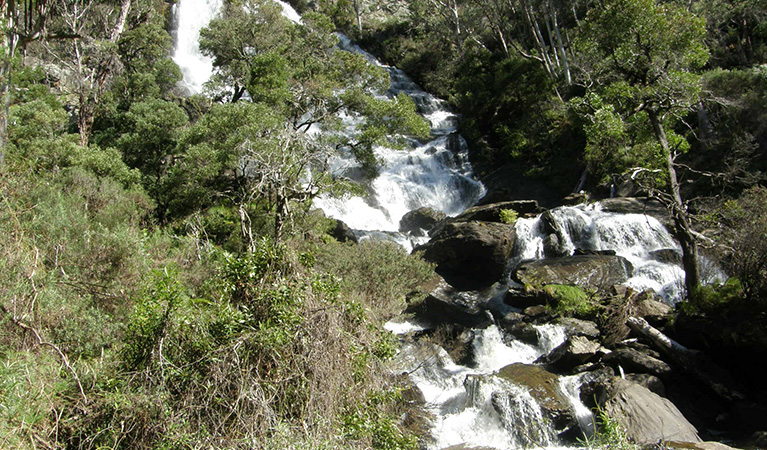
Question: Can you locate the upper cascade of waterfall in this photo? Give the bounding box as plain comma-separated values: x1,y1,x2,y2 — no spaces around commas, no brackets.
172,0,301,94
171,0,484,251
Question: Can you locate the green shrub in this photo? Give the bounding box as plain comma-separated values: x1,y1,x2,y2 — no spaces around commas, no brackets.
543,284,599,317
499,208,519,224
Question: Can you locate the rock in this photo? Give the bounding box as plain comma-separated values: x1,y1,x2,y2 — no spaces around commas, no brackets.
475,162,565,208
543,233,568,258
625,373,666,397
405,278,491,328
665,443,743,450
399,207,447,234
496,364,578,436
562,192,590,205
415,221,516,290
634,292,672,324
553,318,601,339
602,347,673,378
522,305,552,321
513,255,633,291
504,287,545,309
559,336,602,367
453,200,543,223
651,248,683,265
593,377,701,445
331,219,358,243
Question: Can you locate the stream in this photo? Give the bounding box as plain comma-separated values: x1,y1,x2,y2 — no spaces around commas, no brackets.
170,2,714,448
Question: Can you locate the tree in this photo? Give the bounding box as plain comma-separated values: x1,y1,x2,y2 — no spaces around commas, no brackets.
170,4,429,243
574,0,709,299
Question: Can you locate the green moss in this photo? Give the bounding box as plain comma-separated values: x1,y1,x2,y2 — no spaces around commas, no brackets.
543,284,599,317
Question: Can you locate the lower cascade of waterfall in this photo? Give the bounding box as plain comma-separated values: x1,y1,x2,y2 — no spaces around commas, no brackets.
391,323,595,450
510,203,725,304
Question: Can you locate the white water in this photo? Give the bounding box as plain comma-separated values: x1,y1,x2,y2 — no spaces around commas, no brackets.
512,203,709,303
391,323,596,450
171,0,223,93
313,36,484,248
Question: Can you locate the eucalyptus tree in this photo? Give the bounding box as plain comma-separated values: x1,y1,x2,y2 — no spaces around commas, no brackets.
573,0,709,299
177,2,429,242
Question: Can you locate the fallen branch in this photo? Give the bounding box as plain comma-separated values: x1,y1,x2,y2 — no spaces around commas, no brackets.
626,316,744,403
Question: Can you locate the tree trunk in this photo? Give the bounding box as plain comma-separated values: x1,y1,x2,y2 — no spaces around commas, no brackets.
647,109,701,299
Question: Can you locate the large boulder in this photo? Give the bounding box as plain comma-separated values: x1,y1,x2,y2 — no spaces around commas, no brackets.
513,255,633,291
399,207,447,234
591,377,701,445
415,221,516,290
404,278,491,328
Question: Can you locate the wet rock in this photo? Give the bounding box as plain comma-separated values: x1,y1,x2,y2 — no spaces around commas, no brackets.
664,442,743,450
399,207,447,234
599,197,673,229
522,305,552,321
496,364,578,436
454,200,543,223
415,221,516,291
504,287,545,309
651,248,683,265
562,192,590,206
560,336,602,367
602,347,673,378
405,278,491,328
592,377,701,445
513,255,633,291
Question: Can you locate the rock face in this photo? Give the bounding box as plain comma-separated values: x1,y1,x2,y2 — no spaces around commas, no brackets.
513,255,633,291
405,278,491,328
399,207,447,234
415,221,515,290
602,347,673,378
331,219,358,243
592,377,701,445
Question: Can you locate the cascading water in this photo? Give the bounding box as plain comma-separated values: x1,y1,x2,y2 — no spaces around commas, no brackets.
510,203,724,303
171,0,223,94
391,322,595,450
313,36,485,249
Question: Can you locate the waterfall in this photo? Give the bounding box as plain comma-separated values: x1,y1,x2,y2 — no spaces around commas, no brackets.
313,36,485,250
509,203,726,303
171,0,223,94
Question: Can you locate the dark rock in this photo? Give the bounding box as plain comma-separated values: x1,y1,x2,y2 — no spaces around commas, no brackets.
664,443,743,450
502,321,539,345
625,373,666,397
399,207,447,234
523,305,551,321
476,162,565,208
454,200,543,223
562,192,590,206
591,376,701,445
573,248,617,256
504,287,545,309
651,248,683,265
602,347,673,378
513,255,633,291
415,221,516,291
405,279,491,328
543,233,568,258
331,219,358,243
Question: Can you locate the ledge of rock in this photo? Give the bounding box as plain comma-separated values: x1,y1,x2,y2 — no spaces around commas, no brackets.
513,255,633,291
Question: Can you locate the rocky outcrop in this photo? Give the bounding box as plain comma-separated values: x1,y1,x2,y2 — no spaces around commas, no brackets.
602,346,673,378
404,278,491,328
399,207,447,234
415,221,515,290
331,219,358,243
513,255,633,291
589,377,701,445
453,200,543,223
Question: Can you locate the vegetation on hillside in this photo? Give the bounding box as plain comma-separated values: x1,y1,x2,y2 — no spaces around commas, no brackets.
2,0,767,447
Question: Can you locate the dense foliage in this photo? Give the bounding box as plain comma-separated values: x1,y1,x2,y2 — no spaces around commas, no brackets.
3,0,767,447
